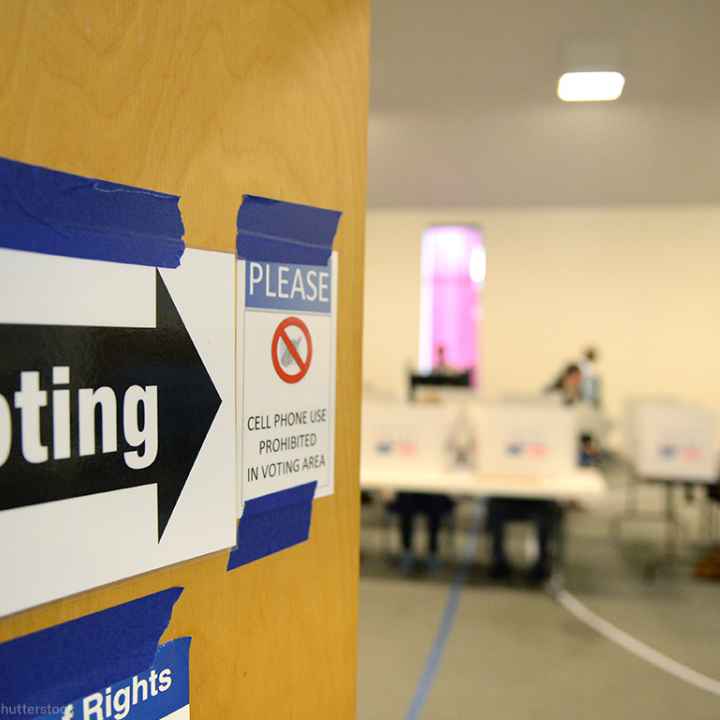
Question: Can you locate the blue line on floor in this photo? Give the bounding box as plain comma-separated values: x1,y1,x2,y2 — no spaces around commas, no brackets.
405,502,485,720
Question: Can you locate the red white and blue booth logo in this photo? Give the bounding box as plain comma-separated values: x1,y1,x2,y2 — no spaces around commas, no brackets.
658,445,703,462
506,442,548,458
375,440,417,457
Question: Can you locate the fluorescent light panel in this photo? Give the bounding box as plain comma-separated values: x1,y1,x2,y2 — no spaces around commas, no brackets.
557,71,625,102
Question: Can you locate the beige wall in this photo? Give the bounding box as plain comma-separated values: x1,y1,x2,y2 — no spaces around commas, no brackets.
364,206,720,421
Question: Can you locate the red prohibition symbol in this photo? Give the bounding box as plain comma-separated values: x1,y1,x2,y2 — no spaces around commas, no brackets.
271,316,313,384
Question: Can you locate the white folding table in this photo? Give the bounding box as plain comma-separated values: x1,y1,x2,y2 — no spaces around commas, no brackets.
360,464,607,577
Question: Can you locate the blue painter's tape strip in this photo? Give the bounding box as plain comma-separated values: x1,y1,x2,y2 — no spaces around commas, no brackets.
43,637,191,720
227,481,317,570
236,195,341,265
0,587,182,717
0,156,184,267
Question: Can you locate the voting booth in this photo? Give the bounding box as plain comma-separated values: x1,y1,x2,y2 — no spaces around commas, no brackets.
625,399,718,482
363,399,578,479
477,403,577,476
0,3,368,719
362,400,476,473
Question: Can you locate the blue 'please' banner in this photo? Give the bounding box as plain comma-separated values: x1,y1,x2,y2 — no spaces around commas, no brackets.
244,260,331,314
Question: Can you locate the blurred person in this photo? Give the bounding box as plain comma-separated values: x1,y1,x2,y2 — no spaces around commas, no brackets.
547,363,583,406
389,492,455,574
579,346,602,407
391,344,462,572
432,344,453,375
547,363,599,465
487,364,590,584
486,498,560,584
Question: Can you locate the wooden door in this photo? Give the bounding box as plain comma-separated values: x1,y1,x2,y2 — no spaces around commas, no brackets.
0,2,368,717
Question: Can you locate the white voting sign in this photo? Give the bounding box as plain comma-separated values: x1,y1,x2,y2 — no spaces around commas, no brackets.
362,401,475,472
0,247,236,616
477,403,576,476
628,400,718,481
237,255,337,509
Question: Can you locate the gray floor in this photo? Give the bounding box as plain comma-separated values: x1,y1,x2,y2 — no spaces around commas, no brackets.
358,467,720,720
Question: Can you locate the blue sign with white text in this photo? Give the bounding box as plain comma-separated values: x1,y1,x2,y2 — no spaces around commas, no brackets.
245,260,331,314
35,638,190,720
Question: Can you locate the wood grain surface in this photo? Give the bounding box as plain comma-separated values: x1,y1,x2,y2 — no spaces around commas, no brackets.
0,1,368,717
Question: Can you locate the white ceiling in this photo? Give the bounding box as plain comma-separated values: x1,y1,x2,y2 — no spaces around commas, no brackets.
368,0,720,207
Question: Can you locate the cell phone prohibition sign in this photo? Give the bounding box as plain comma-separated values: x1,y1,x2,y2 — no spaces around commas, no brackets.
271,316,313,384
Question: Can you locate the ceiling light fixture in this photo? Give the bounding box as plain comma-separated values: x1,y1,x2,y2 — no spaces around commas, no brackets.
558,38,625,102
557,71,625,102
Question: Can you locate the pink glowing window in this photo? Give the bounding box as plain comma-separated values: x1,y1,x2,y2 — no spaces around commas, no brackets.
418,225,485,383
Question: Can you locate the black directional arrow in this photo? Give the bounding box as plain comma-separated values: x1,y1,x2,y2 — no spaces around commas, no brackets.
0,271,221,540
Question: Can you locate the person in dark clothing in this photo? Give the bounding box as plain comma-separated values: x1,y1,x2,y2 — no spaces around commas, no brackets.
549,363,599,464
486,498,561,583
487,364,583,583
547,362,583,405
389,492,455,573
